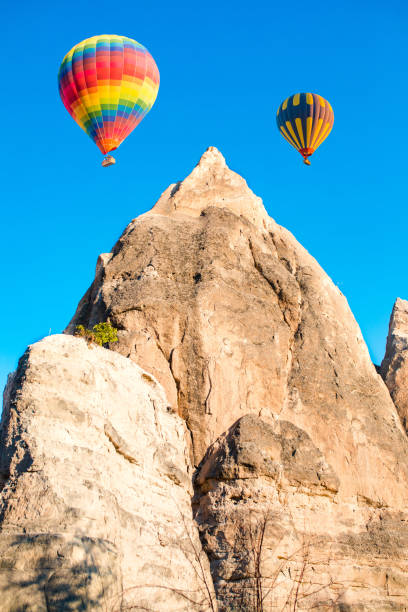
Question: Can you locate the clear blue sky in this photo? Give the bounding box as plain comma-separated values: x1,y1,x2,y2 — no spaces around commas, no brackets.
1,0,407,393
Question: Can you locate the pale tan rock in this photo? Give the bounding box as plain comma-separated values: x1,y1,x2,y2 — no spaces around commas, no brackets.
64,147,408,609
381,297,408,431
0,335,216,611
194,415,408,610
148,147,272,230
66,147,408,503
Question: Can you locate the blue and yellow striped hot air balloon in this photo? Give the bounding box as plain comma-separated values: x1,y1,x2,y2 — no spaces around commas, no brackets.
276,93,334,165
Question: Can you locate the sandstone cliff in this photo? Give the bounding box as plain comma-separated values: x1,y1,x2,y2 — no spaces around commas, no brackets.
2,148,408,610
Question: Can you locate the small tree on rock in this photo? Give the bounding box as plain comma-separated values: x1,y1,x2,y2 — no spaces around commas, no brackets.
75,322,118,348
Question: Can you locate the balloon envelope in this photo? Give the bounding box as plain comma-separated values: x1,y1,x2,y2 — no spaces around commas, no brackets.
58,35,160,155
276,93,334,164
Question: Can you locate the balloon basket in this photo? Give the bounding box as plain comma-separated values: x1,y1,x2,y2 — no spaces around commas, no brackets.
102,155,116,168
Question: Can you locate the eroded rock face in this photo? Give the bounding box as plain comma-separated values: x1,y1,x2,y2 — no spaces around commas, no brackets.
60,147,408,609
381,298,408,432
194,415,408,610
67,148,408,504
0,335,215,611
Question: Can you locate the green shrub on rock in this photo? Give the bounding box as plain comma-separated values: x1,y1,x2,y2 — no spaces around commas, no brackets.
74,322,118,348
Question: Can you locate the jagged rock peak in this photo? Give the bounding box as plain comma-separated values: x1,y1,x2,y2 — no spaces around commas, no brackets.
194,145,227,169
382,298,408,358
389,297,408,336
147,146,272,230
381,297,408,432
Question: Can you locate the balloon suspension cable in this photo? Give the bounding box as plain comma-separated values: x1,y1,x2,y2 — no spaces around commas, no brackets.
102,155,116,168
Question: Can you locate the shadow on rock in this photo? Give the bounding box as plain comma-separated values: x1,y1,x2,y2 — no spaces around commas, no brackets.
0,534,119,611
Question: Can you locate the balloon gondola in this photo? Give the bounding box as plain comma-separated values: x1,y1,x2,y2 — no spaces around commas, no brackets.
58,35,160,166
276,93,334,165
101,155,116,168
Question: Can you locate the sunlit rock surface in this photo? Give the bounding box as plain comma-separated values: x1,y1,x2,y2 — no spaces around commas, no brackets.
2,148,408,610
0,335,214,611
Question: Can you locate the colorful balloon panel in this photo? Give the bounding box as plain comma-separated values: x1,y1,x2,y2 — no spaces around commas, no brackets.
58,35,160,155
276,93,334,163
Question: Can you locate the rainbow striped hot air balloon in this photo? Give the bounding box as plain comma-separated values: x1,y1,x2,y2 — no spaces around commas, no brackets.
58,35,160,166
276,93,334,165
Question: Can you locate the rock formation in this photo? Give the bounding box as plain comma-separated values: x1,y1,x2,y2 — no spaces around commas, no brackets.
0,335,215,611
2,147,408,610
67,147,408,496
194,415,408,610
381,297,408,433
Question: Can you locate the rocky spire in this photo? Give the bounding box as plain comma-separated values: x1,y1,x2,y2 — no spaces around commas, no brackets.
3,148,408,610
148,146,272,230
381,297,408,431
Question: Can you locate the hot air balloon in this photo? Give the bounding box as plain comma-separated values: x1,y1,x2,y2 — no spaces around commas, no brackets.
276,93,334,165
58,35,160,167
